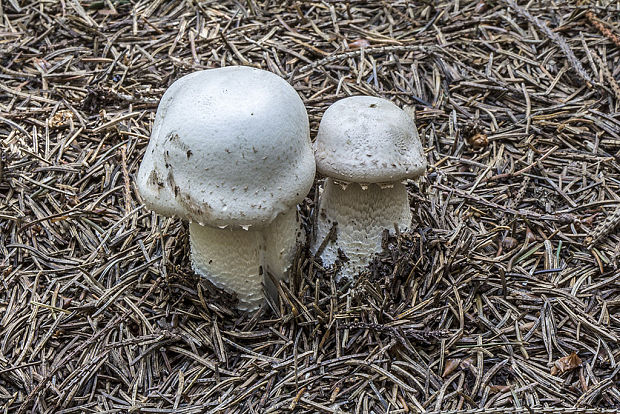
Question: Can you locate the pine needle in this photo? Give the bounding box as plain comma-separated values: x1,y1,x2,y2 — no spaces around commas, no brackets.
502,0,594,85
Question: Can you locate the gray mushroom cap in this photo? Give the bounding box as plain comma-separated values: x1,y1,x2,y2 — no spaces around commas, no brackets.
136,66,315,227
314,96,426,183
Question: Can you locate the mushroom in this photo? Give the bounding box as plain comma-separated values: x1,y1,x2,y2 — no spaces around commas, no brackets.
312,96,426,280
137,66,315,311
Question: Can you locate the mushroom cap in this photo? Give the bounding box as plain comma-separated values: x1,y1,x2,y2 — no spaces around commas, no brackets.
136,66,315,227
314,96,426,183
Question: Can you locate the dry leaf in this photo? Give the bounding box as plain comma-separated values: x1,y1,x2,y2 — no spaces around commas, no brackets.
520,321,535,331
98,9,118,16
551,352,582,376
502,236,518,250
349,39,370,49
442,358,461,377
459,357,476,374
579,215,596,227
525,226,537,243
489,384,511,393
474,1,488,14
463,123,487,149
329,386,340,403
468,132,488,149
49,110,74,128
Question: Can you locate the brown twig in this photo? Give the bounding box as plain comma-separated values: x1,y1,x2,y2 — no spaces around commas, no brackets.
586,206,620,249
591,52,620,102
585,10,620,49
120,144,132,215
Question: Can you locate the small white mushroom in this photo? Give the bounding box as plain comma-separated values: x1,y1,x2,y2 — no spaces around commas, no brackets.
312,96,426,281
137,66,315,311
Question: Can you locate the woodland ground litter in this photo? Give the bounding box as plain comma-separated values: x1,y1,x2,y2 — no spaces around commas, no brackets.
1,1,619,413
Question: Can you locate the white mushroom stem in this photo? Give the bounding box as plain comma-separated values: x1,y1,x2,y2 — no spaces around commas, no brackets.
190,207,302,312
313,178,412,281
190,222,265,312
263,208,303,296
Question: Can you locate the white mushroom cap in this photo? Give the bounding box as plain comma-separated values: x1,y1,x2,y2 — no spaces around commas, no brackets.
314,96,426,183
136,66,315,228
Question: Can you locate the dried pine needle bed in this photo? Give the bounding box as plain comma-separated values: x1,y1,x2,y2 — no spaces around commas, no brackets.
1,1,619,413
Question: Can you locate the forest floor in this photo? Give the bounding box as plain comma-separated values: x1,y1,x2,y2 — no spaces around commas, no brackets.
0,0,619,413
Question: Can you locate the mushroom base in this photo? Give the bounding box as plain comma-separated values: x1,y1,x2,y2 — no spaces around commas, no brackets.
313,178,412,281
189,208,301,311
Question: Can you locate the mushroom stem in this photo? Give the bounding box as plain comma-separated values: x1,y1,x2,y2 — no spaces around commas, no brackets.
189,207,304,311
313,178,412,281
263,207,304,300
189,222,264,311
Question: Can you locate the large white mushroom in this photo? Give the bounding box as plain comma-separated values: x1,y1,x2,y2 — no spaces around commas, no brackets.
312,96,426,281
137,66,315,311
